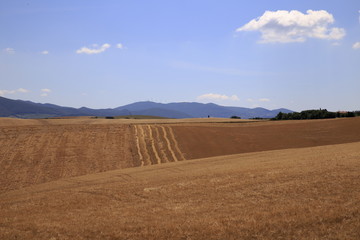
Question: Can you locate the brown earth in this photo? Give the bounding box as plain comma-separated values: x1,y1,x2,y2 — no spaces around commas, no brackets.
1,117,360,193
0,124,138,193
173,117,360,159
1,142,359,239
1,117,360,239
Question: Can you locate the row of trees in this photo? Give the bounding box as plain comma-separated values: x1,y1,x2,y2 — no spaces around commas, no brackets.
273,109,360,120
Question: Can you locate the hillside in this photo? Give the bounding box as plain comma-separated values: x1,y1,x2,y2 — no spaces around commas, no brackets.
1,141,359,239
1,117,360,239
0,96,292,119
1,117,360,193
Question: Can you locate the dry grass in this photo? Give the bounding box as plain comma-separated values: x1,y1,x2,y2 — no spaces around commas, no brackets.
1,142,359,239
0,124,137,193
2,117,360,193
1,117,360,239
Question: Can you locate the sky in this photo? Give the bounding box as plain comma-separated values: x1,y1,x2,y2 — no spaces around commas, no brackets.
1,0,360,111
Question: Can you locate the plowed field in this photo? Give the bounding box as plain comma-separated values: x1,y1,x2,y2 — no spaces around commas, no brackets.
1,117,360,239
1,117,360,193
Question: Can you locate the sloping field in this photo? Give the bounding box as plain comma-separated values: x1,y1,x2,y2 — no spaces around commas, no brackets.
0,124,138,193
134,125,185,166
173,117,360,159
1,142,359,239
1,117,360,193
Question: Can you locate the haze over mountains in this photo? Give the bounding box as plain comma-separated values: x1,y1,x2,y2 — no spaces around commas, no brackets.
0,96,292,119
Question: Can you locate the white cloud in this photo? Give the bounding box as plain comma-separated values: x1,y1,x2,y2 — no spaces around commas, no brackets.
236,10,346,43
353,42,360,49
40,88,51,97
197,93,239,101
247,98,270,102
0,88,29,96
18,88,29,93
76,43,111,54
0,90,13,96
3,48,15,54
116,43,123,49
41,50,49,55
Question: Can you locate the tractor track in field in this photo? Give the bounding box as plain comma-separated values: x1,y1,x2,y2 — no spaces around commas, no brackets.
161,126,179,162
133,125,186,166
147,125,162,164
134,126,144,166
167,126,185,161
2,117,360,194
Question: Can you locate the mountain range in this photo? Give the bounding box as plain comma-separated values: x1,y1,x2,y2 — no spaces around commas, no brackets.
0,96,293,119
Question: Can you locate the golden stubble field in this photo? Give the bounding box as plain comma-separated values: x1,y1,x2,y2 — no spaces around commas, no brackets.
0,117,360,239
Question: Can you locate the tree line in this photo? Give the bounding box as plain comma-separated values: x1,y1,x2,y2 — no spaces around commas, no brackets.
273,109,360,120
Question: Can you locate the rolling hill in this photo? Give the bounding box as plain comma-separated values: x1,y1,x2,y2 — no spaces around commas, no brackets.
0,96,292,119
1,117,360,239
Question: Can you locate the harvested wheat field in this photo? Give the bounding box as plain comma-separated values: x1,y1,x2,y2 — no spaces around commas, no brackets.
1,117,360,239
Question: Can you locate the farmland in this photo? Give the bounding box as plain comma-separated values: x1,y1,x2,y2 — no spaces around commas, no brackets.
0,117,360,239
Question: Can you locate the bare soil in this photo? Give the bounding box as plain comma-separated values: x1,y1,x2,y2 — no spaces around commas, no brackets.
0,117,360,239
1,142,359,239
0,124,137,193
173,117,360,159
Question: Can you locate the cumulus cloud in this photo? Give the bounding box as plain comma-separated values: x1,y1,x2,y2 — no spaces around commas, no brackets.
247,98,270,102
40,88,51,97
116,43,124,49
0,88,29,96
41,50,49,55
353,42,360,49
18,88,29,93
236,10,345,43
3,48,15,54
197,93,239,101
76,43,111,54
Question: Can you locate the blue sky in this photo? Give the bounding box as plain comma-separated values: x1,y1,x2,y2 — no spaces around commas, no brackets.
1,0,359,111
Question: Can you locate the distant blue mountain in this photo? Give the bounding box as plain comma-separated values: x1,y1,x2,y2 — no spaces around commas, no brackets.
0,96,293,119
117,101,293,119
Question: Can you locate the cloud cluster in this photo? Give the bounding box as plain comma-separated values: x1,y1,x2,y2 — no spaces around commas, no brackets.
351,12,360,50
197,93,239,101
236,10,345,43
3,42,125,56
0,88,29,96
353,42,360,49
40,88,52,97
76,42,124,55
76,43,111,54
247,98,271,102
3,48,15,54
